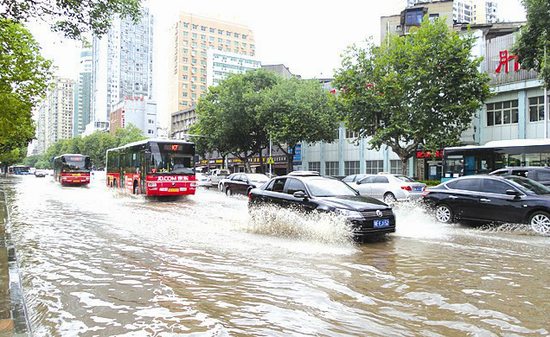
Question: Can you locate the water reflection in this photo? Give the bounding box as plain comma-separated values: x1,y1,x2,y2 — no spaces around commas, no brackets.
1,175,549,336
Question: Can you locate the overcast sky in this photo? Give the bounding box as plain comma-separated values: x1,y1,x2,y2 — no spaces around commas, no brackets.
29,0,527,126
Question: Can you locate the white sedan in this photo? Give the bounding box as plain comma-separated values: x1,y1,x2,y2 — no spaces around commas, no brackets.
195,173,212,188
351,173,426,204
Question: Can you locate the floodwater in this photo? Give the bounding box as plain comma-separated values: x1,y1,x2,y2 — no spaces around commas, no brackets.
2,174,549,336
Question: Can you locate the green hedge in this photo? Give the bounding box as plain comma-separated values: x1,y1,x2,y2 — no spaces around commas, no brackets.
418,180,441,186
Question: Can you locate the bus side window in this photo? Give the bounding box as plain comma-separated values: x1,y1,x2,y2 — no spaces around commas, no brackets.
511,170,528,178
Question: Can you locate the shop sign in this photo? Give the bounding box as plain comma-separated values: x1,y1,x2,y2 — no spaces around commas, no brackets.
289,144,302,162
416,150,443,159
495,50,520,74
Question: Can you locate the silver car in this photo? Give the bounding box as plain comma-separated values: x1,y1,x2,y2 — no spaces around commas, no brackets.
351,174,426,204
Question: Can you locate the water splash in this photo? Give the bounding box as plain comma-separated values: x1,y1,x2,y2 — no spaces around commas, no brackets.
245,205,355,245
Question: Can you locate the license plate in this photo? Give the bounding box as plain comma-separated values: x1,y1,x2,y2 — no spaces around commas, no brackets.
373,219,390,228
414,187,422,191
74,180,80,183
169,188,179,192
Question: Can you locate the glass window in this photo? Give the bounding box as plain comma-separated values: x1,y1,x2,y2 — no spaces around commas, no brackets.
374,176,389,183
454,178,481,191
365,160,383,174
505,176,550,195
344,161,360,175
529,96,549,122
482,179,511,194
536,171,550,181
269,178,287,192
487,100,518,126
325,161,339,176
390,160,403,174
287,179,307,195
306,178,357,197
308,162,320,172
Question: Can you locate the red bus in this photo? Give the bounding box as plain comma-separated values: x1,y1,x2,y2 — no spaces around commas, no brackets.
106,139,197,196
53,154,91,185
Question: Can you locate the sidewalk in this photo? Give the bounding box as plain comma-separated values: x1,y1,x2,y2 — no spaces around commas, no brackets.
0,182,31,337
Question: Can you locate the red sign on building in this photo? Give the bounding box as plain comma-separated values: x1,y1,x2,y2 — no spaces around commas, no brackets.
495,50,520,74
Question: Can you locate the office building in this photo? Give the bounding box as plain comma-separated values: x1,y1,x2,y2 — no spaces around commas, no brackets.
90,7,154,131
207,50,261,87
74,48,92,136
45,78,76,149
168,13,256,118
109,96,157,137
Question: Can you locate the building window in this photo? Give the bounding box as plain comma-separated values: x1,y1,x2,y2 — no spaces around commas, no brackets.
325,161,339,176
487,100,518,126
183,75,188,80
390,160,402,174
218,29,223,35
192,93,197,99
183,41,188,46
308,162,320,172
183,92,188,97
405,9,423,25
192,33,197,39
182,84,188,89
366,160,383,174
344,161,360,175
192,42,197,48
148,129,154,134
201,34,206,40
183,49,188,54
529,96,549,122
183,22,189,28
242,34,247,40
209,37,214,42
148,119,154,124
345,129,359,139
201,26,206,31
183,57,188,62
191,84,197,90
226,31,232,36
183,31,189,37
200,43,206,49
200,85,206,90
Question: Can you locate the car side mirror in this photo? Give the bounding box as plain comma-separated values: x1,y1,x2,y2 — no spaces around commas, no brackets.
506,189,520,197
356,180,362,185
293,191,307,199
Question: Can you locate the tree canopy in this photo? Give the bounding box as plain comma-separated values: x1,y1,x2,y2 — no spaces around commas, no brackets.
513,0,550,88
261,78,338,171
194,69,337,172
333,19,491,174
0,19,52,156
1,0,142,39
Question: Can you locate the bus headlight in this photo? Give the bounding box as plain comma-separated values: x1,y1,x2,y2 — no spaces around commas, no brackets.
148,182,157,187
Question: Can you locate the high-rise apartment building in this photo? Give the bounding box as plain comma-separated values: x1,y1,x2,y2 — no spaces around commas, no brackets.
90,7,154,129
169,13,256,119
44,78,76,149
207,50,261,87
403,0,498,24
74,48,92,136
34,104,47,155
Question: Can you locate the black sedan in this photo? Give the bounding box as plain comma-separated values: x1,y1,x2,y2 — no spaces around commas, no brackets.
423,175,550,235
248,173,396,237
223,173,269,196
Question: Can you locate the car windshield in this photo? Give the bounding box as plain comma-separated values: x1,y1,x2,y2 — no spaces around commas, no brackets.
394,175,416,182
247,174,269,182
306,178,358,197
505,176,550,195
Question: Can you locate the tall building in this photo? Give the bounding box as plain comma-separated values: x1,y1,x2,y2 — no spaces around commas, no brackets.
34,104,47,155
74,48,92,136
169,13,256,119
90,7,154,129
207,50,261,87
45,78,76,149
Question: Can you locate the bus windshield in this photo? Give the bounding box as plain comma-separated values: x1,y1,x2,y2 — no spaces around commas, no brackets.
63,156,90,172
150,144,194,175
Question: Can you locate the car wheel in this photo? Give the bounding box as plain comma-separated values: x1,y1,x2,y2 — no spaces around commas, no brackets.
529,211,550,235
383,192,397,204
225,187,232,196
435,204,454,224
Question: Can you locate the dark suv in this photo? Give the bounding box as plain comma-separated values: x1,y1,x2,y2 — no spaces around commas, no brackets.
490,167,550,187
248,173,396,238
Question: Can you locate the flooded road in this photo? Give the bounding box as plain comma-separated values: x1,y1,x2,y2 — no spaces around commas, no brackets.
2,174,550,336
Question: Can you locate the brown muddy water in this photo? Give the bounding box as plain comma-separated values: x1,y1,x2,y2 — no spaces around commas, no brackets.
2,174,549,336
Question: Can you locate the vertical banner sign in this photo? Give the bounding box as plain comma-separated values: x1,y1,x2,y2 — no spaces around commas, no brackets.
122,110,126,128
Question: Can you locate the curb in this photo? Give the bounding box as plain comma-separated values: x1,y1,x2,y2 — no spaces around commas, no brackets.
0,181,32,336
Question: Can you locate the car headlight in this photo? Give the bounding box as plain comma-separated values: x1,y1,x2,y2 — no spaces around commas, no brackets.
334,209,363,218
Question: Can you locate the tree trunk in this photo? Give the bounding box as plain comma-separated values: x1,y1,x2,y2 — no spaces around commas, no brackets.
401,156,410,177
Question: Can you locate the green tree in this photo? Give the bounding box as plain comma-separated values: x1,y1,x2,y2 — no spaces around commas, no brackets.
0,147,26,174
1,0,141,39
261,78,338,172
0,19,52,156
114,124,147,147
195,70,279,172
513,0,550,88
22,154,42,168
333,19,491,175
80,131,117,168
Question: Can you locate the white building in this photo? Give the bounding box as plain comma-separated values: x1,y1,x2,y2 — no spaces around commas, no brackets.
109,97,157,138
207,50,261,87
90,7,154,130
45,78,76,149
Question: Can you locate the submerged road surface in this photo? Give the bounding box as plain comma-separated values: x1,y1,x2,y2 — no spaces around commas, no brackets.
2,175,549,336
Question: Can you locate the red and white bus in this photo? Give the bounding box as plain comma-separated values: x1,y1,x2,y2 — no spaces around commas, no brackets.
53,154,91,185
106,139,197,196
